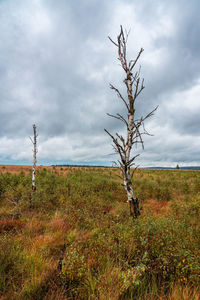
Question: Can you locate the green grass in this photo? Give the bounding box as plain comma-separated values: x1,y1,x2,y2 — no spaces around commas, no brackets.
0,168,199,299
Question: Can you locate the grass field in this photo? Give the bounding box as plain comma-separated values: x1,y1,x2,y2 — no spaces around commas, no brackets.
0,166,199,299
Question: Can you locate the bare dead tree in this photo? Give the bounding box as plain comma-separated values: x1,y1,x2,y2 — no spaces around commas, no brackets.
105,26,157,218
30,124,38,192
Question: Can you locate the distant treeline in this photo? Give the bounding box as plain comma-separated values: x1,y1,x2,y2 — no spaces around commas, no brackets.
51,164,116,168
147,166,200,170
51,164,200,170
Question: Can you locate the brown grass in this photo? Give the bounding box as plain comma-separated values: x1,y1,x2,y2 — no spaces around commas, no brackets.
143,199,171,216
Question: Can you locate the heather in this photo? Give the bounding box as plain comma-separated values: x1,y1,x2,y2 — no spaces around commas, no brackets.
0,167,199,299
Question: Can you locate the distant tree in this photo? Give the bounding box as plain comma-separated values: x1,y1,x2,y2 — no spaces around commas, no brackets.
176,164,180,169
30,124,38,193
105,26,157,218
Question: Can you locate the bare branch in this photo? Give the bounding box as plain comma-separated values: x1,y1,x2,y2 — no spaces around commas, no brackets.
116,133,126,148
29,136,34,144
136,79,145,98
109,84,130,111
107,113,122,122
143,105,158,121
128,154,140,166
108,36,118,47
131,165,140,180
116,113,128,127
104,129,125,159
125,28,131,43
104,128,115,141
130,48,144,71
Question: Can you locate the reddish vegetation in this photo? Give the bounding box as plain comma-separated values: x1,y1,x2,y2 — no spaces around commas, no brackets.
0,164,115,176
0,219,24,233
0,165,49,175
143,199,171,215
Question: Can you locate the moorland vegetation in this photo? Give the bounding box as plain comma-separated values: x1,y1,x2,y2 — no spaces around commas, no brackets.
0,166,200,299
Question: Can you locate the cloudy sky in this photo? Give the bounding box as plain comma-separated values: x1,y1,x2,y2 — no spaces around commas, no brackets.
0,0,200,167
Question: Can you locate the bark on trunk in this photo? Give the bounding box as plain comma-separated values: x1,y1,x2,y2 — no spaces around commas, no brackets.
32,124,37,192
123,166,140,218
124,105,140,217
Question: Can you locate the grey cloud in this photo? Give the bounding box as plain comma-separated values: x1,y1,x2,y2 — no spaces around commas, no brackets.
0,0,200,165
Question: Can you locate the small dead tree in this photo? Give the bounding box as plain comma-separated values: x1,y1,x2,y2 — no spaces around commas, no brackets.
105,26,157,218
30,124,38,192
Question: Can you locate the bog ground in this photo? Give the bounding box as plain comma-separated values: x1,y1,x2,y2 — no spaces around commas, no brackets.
0,166,199,299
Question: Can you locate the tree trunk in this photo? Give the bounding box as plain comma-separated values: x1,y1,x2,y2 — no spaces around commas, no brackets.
124,167,140,218
32,124,37,192
124,109,141,217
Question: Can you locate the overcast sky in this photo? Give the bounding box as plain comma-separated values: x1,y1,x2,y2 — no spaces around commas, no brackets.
0,0,200,167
